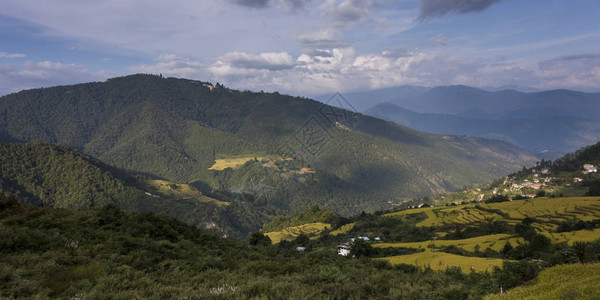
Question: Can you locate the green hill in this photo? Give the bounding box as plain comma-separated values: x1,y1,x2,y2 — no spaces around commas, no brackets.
0,74,537,216
0,142,267,238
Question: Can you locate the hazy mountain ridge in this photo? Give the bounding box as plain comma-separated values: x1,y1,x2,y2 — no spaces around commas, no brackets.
362,85,600,155
366,102,600,155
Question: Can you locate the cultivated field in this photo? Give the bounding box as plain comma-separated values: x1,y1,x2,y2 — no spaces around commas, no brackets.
385,197,600,232
374,234,525,253
379,250,508,273
264,222,331,243
378,197,600,272
208,156,265,170
141,179,229,206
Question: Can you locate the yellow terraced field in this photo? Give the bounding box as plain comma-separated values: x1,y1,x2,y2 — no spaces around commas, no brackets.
264,222,331,243
374,234,525,253
208,156,265,170
142,179,229,206
379,250,508,273
385,197,600,232
330,222,355,235
543,228,600,245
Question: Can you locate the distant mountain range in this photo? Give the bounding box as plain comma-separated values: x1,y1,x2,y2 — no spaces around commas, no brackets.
0,74,537,223
361,85,600,157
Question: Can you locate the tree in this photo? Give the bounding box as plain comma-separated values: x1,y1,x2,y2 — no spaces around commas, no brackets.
248,232,271,246
350,239,373,257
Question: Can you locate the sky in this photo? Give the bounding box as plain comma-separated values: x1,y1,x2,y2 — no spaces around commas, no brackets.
0,0,599,96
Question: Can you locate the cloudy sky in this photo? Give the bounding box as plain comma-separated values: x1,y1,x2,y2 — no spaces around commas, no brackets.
0,0,599,96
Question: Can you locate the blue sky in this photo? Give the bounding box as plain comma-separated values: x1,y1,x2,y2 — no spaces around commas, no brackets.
0,0,599,96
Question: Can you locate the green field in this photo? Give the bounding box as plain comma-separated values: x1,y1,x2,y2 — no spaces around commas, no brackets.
379,250,508,273
264,222,331,243
485,263,600,300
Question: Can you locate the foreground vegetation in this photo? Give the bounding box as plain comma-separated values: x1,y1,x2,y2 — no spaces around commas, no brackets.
0,196,540,299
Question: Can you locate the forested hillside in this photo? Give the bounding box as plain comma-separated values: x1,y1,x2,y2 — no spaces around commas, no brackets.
0,143,268,238
0,74,537,216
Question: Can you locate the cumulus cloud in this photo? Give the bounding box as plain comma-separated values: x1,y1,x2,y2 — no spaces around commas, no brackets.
204,47,600,95
227,0,271,9
0,52,26,58
216,52,296,71
298,29,345,48
418,0,505,21
0,61,110,95
130,54,207,79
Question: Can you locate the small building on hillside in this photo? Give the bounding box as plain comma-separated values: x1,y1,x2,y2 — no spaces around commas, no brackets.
296,247,306,252
584,164,597,173
337,243,351,256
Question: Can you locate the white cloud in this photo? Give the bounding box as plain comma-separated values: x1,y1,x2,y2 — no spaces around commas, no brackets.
0,52,26,58
130,54,207,79
535,53,600,90
0,61,111,95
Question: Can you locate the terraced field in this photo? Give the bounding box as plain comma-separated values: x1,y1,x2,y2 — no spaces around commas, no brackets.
378,197,600,272
329,222,356,236
264,222,331,243
141,179,229,206
379,250,508,273
543,228,600,245
374,234,525,253
385,197,600,232
208,156,265,170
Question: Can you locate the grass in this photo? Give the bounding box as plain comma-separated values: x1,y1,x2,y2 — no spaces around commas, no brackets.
264,222,331,243
374,234,525,253
141,179,229,206
484,263,600,300
378,249,508,273
208,156,265,170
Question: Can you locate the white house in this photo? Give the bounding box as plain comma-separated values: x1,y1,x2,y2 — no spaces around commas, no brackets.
358,236,370,241
296,247,306,252
584,164,597,173
337,243,351,256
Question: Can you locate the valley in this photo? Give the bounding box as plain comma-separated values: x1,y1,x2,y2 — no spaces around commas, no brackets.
1,76,599,299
